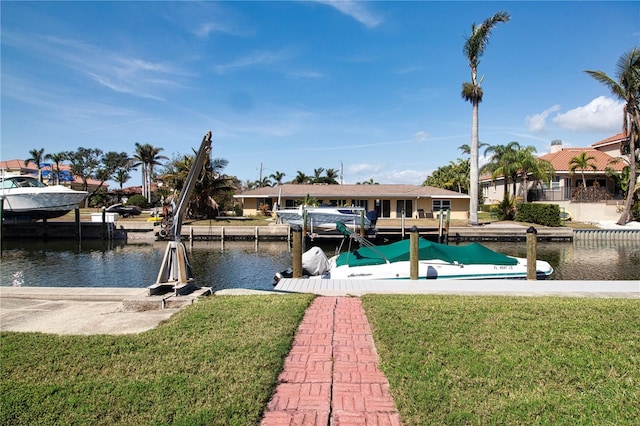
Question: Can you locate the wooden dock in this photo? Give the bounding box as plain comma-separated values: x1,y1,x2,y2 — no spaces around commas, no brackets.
273,278,640,298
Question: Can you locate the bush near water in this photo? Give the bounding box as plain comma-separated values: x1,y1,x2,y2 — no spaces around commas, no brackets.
516,203,562,227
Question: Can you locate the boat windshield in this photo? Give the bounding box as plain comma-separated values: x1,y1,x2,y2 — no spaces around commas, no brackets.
1,176,48,189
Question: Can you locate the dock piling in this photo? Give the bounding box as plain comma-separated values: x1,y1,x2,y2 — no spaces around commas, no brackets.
526,226,538,280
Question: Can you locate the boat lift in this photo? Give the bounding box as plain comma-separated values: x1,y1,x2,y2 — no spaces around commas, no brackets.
148,131,212,296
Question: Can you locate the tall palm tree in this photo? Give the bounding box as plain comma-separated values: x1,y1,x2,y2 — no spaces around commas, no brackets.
132,143,168,203
25,148,46,182
312,167,325,183
44,151,67,185
462,11,510,225
569,152,598,189
585,47,640,225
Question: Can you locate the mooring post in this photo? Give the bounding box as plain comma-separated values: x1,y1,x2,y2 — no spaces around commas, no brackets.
101,207,107,240
410,225,419,280
292,225,303,278
75,208,81,240
360,210,365,237
526,226,537,280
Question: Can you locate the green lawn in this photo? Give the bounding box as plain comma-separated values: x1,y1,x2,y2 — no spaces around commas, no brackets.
1,295,313,425
363,295,640,425
2,295,638,425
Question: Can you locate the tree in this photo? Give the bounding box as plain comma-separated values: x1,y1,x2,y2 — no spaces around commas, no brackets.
461,11,510,225
132,143,168,203
586,47,640,225
163,155,239,218
44,152,68,185
568,152,598,189
514,146,554,203
481,141,521,198
292,171,311,184
423,158,469,193
25,148,46,182
269,171,286,186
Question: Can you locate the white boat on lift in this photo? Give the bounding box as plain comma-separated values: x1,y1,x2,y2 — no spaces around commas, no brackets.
275,205,371,230
275,223,553,282
0,175,88,222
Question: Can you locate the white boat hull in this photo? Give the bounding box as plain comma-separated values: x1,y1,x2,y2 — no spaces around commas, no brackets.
322,256,553,280
1,183,88,221
276,206,371,230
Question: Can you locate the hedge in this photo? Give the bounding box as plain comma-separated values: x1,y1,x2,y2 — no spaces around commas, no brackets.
515,203,562,227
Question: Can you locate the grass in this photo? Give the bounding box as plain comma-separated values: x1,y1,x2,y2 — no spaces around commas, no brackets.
3,295,638,425
362,295,640,425
1,295,313,425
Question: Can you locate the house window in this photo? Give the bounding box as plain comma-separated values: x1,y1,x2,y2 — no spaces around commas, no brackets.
432,199,451,211
542,177,561,191
352,199,368,210
396,199,413,217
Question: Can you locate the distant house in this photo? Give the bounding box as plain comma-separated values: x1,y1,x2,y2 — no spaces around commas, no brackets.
0,159,106,193
481,133,628,205
234,184,471,220
479,132,631,222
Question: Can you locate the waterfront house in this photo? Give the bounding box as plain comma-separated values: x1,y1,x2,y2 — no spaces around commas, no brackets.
234,184,471,220
480,132,630,222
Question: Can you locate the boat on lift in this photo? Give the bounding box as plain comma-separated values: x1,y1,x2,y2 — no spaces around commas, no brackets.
275,205,371,230
0,175,88,222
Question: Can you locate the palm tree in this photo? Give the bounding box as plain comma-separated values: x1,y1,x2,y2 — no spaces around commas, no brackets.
312,167,325,183
514,146,554,203
269,171,286,186
44,152,68,185
585,48,640,225
482,141,521,198
25,148,46,182
292,171,310,184
133,143,168,203
569,152,598,189
461,11,510,225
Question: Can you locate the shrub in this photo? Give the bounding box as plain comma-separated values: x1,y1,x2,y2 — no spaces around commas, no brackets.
494,194,516,220
516,203,561,227
126,194,149,208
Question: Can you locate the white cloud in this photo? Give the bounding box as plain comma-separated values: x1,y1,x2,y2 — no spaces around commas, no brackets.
214,50,290,74
554,96,624,132
313,1,382,29
526,105,561,132
413,131,428,144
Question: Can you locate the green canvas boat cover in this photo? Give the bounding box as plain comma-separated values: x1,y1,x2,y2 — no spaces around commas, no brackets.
335,238,518,267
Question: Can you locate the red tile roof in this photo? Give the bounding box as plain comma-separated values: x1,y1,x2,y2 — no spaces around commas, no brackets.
538,148,625,172
0,159,106,186
591,131,628,149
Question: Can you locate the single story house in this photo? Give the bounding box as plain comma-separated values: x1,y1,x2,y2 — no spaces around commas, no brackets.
234,184,471,220
481,132,628,205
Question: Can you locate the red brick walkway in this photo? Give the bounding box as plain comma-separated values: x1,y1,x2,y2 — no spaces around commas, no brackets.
261,297,402,426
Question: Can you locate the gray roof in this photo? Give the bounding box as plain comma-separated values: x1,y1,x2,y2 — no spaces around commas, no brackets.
235,184,469,199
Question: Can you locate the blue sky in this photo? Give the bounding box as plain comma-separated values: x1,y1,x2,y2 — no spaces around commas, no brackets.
1,1,638,188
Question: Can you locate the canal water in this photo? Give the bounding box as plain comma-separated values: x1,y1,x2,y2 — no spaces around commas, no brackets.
1,238,639,289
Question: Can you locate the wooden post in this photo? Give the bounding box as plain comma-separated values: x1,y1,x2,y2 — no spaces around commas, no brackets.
360,210,365,237
410,225,419,280
101,207,106,240
292,225,303,278
75,208,81,240
444,210,451,244
526,226,537,280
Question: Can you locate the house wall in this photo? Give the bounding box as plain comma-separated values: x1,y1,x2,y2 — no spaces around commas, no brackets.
239,195,469,220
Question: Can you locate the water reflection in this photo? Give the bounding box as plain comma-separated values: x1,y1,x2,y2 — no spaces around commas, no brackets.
1,238,639,289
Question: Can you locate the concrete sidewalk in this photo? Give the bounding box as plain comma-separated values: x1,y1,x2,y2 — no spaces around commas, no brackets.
0,286,208,335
